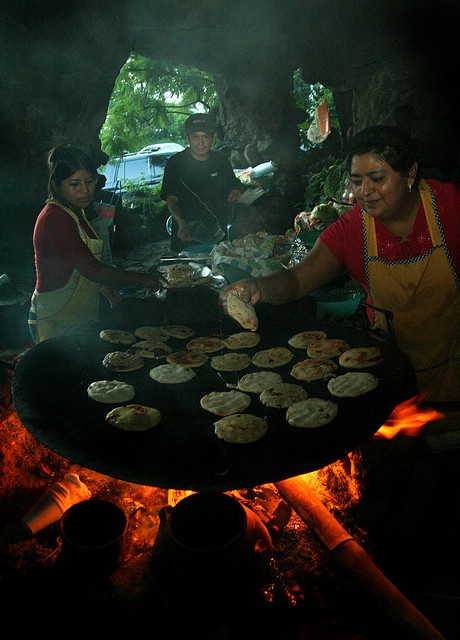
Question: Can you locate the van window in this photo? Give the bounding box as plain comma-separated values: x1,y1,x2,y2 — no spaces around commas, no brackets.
124,158,150,181
149,155,169,179
103,160,121,184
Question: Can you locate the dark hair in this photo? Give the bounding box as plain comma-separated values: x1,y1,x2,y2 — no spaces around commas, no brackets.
47,145,98,199
345,125,421,183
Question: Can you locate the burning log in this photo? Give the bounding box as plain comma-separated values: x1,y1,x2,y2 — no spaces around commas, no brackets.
275,475,446,640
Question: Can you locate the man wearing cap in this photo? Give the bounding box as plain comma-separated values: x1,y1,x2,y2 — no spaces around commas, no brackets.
161,112,244,252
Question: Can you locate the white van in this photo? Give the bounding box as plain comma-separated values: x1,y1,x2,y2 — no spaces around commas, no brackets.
101,144,184,194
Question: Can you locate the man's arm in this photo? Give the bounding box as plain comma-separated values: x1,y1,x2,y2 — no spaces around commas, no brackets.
166,194,191,242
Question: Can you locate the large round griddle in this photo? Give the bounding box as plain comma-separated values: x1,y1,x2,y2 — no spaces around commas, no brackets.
12,288,416,491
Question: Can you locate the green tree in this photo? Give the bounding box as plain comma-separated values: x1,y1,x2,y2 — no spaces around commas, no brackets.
100,53,218,158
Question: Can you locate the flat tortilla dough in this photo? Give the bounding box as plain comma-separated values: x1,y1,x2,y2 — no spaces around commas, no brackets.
288,330,327,349
251,347,294,369
159,324,196,339
134,326,169,341
259,382,308,409
105,404,161,431
128,340,172,359
338,347,384,369
166,350,209,367
286,397,338,428
210,352,252,372
237,370,283,393
200,390,251,416
186,336,226,353
290,358,338,382
214,413,268,443
327,372,379,397
306,338,350,359
99,329,137,345
149,363,196,384
223,331,261,350
102,350,145,372
87,380,135,404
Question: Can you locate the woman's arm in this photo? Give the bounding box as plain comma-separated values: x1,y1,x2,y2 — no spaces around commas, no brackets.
92,262,162,293
224,239,344,306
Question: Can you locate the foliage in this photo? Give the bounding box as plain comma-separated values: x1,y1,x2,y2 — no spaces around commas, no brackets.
100,53,218,158
292,71,339,151
303,155,348,211
115,182,169,245
291,70,347,207
121,182,165,219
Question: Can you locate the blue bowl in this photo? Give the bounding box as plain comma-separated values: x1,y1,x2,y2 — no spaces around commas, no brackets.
309,286,365,319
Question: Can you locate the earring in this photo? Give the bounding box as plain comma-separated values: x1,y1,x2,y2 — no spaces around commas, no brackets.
408,183,412,193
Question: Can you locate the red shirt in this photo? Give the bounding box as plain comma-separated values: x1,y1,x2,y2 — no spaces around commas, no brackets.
33,202,103,292
320,179,460,289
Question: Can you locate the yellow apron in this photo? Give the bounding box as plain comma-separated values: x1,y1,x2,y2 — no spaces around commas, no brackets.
365,179,460,402
32,206,103,343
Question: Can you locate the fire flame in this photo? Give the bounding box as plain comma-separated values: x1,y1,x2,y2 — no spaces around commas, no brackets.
374,395,444,439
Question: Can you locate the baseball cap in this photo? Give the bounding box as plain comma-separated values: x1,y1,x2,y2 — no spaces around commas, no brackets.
184,113,216,135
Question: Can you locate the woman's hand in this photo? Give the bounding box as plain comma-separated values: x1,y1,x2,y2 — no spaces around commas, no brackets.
223,278,262,306
99,284,122,308
141,272,164,293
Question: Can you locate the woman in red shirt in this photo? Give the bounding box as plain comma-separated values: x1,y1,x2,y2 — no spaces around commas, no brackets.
224,125,460,402
30,145,162,343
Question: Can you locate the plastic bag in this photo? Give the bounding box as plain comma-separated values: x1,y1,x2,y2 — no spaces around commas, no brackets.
211,233,293,282
188,219,225,244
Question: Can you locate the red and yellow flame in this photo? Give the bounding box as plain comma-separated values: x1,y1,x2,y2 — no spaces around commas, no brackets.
374,395,444,439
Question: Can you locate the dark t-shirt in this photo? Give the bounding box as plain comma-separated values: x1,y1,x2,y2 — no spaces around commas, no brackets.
161,148,242,242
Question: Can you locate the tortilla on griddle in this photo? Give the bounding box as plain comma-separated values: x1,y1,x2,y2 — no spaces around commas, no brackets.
149,363,196,384
214,413,268,443
99,329,137,345
290,358,337,382
287,330,327,349
185,336,226,353
223,331,261,350
200,390,251,416
210,352,252,372
102,351,145,372
260,382,308,409
327,372,379,397
338,347,383,369
307,338,350,359
166,350,208,367
87,380,135,404
237,370,283,393
286,398,338,428
134,326,169,342
251,347,294,369
159,324,196,339
128,340,172,359
105,404,161,431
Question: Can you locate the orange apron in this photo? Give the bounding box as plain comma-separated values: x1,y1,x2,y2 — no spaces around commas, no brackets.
365,179,460,402
31,205,103,343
